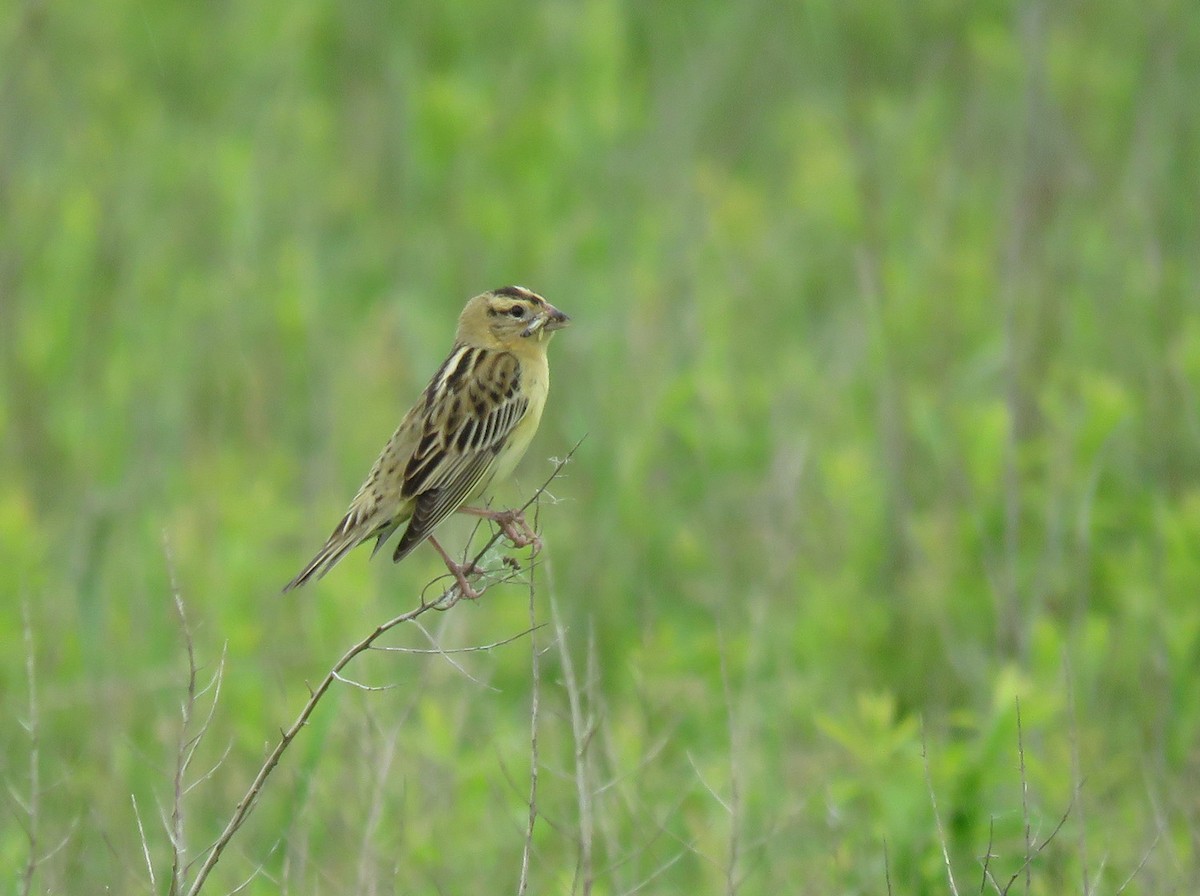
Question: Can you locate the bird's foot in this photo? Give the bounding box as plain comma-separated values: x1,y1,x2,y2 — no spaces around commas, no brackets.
427,535,485,603
444,559,484,601
461,506,542,554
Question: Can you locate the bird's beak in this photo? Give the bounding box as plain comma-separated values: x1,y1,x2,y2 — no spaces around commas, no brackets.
523,303,571,338
542,303,571,332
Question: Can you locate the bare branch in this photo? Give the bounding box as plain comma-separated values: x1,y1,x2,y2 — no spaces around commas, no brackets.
1063,650,1091,896
184,648,227,768
404,618,501,689
1114,831,1159,894
517,538,542,896
717,633,741,896
132,794,157,892
227,837,282,895
183,739,235,797
686,752,731,814
966,702,1084,896
165,535,196,896
183,449,577,896
981,817,999,895
551,587,595,896
181,590,467,894
883,839,893,896
355,715,403,894
373,624,544,655
1017,699,1033,896
19,601,39,896
998,797,1074,895
922,723,961,896
331,670,400,691
621,847,689,895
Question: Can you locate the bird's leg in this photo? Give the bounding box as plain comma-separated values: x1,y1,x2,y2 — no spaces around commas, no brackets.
458,506,542,553
428,535,483,600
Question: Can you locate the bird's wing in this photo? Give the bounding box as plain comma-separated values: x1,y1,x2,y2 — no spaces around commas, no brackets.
389,347,530,563
281,344,529,591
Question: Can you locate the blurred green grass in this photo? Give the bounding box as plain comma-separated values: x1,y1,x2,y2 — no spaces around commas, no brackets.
3,0,1199,892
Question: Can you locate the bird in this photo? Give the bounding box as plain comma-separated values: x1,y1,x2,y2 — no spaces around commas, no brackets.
283,285,570,596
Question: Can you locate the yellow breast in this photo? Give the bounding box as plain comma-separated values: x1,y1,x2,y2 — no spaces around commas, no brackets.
486,348,549,489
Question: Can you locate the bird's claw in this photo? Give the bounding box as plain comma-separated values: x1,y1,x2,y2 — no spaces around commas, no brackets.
494,509,542,553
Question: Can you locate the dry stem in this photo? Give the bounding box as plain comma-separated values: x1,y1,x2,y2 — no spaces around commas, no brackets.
517,518,543,896
182,448,576,896
19,602,40,896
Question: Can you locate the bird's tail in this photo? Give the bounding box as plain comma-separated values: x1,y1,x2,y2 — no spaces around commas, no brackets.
282,513,365,592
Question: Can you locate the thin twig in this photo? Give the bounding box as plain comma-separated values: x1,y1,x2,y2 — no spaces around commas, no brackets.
517,524,542,896
166,536,197,896
981,817,998,895
132,794,157,892
181,595,456,895
19,602,39,896
183,735,233,798
997,798,1074,895
330,670,400,692
373,624,545,655
593,734,673,797
551,589,594,896
883,839,893,896
184,449,577,896
355,716,402,894
1114,831,1159,894
621,847,689,895
686,753,731,813
598,787,695,892
1015,697,1031,896
402,616,515,689
976,698,1080,896
718,629,741,896
228,837,281,895
922,723,961,896
1063,649,1090,895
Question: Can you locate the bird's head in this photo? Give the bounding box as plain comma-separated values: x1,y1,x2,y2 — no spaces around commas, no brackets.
458,286,571,349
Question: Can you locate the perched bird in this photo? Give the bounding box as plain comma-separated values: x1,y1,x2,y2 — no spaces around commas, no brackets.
283,286,570,595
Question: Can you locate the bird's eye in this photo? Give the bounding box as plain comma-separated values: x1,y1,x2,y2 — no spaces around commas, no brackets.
508,305,526,318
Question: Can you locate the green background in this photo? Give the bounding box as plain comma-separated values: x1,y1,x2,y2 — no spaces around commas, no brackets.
3,0,1199,892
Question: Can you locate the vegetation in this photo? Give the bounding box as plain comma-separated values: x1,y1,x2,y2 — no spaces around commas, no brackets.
2,0,1198,892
